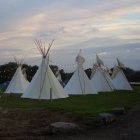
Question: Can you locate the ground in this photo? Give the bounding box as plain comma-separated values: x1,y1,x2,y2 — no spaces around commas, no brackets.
0,87,140,140
0,103,140,140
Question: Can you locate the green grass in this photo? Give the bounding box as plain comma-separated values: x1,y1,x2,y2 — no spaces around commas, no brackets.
0,86,140,117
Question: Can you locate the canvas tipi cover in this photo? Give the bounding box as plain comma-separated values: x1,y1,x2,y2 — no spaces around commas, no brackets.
104,70,116,90
64,50,97,95
55,69,65,87
111,65,132,90
55,69,62,81
5,66,29,94
91,66,114,92
22,40,68,99
90,54,115,92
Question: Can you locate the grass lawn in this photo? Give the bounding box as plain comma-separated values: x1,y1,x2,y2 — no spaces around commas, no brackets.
0,86,140,117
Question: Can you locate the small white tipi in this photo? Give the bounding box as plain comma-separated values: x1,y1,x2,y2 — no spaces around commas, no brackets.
55,69,65,87
55,69,62,82
22,39,68,99
90,54,115,92
5,60,29,94
111,58,132,90
64,50,97,95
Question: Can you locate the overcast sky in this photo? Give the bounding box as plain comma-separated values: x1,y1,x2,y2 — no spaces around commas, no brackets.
0,0,140,71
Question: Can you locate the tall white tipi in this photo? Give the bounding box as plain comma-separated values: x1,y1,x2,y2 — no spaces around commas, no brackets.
64,50,97,95
90,54,115,92
5,59,29,94
22,40,68,99
111,58,132,90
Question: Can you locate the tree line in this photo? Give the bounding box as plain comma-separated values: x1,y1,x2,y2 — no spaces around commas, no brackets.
0,62,139,84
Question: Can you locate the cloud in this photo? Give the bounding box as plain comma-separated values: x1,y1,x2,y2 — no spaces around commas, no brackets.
0,0,140,71
98,52,110,56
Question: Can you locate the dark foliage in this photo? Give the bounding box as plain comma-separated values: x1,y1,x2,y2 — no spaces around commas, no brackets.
0,62,139,84
123,68,140,82
0,62,17,83
60,69,73,82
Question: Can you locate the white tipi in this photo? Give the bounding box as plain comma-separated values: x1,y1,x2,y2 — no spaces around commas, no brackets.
55,69,65,87
5,59,29,94
64,50,97,95
111,58,132,90
22,39,68,99
55,69,62,82
90,55,115,92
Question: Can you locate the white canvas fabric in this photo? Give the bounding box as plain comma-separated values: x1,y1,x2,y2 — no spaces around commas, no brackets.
22,56,68,99
76,50,85,65
104,70,116,90
111,66,132,90
56,70,62,81
96,54,104,66
55,69,66,87
5,66,29,94
116,58,125,69
90,63,98,78
91,67,114,92
64,51,97,95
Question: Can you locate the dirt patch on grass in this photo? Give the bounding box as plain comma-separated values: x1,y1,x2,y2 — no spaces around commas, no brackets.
0,108,95,139
0,103,140,140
